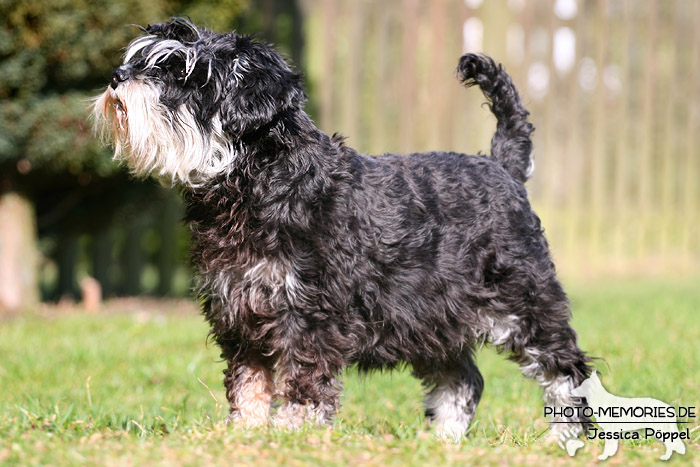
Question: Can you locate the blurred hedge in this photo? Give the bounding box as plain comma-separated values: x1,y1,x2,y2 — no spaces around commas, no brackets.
0,0,247,178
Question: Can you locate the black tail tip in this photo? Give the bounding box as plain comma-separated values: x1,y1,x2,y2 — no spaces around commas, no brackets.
456,53,500,86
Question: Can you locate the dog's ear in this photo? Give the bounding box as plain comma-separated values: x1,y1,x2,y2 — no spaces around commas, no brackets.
221,38,307,138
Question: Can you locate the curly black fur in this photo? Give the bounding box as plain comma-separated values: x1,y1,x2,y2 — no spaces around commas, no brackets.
457,54,535,182
99,18,592,437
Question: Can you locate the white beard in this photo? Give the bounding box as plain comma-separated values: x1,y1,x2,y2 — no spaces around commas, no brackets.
92,79,237,187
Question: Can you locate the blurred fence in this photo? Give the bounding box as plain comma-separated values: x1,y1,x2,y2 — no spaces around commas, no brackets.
302,0,700,277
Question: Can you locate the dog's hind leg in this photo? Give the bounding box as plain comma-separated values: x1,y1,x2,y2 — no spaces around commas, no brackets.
515,324,592,439
495,280,593,440
413,351,484,440
518,342,591,439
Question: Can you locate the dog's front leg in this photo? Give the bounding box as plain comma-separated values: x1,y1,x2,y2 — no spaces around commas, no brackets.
273,367,341,429
271,332,344,429
224,358,275,428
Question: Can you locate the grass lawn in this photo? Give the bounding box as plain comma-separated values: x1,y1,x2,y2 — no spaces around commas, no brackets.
1,277,698,465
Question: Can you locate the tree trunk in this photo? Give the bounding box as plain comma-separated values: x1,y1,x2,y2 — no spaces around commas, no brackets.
0,192,39,313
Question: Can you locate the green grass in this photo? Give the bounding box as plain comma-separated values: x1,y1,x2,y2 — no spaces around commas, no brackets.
1,277,699,465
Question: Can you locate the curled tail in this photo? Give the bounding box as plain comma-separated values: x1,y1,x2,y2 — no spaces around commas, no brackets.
456,53,534,183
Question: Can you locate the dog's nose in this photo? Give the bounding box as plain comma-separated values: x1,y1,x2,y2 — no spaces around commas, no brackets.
111,67,130,89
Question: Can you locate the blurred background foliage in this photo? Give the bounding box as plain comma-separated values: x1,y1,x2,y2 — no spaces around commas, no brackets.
0,0,698,312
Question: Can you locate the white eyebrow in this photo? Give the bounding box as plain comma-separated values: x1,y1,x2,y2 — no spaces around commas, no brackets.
123,35,157,63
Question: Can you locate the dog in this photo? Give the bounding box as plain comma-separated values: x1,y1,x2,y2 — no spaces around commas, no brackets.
571,371,686,460
93,17,592,439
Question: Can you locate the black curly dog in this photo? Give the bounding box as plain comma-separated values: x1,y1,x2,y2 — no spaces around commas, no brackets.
94,18,592,438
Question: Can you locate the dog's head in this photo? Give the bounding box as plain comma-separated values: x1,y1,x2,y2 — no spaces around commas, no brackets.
93,18,306,186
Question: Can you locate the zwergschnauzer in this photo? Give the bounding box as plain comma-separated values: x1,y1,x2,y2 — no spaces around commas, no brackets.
94,18,592,440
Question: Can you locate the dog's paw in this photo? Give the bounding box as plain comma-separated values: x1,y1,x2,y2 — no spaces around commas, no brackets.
225,411,268,429
271,402,325,430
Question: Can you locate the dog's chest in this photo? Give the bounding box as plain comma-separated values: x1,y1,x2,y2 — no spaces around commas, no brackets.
204,257,297,315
